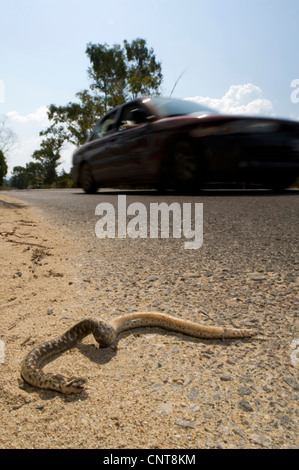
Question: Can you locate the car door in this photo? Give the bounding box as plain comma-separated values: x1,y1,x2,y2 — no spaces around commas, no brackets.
106,103,154,184
83,110,126,184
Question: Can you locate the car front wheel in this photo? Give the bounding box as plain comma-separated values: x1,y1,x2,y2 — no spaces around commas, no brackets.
79,163,98,194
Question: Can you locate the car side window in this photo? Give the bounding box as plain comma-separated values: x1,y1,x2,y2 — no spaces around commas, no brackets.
91,112,117,140
118,104,150,131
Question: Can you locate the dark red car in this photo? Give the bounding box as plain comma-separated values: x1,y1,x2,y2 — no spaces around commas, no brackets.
71,96,299,193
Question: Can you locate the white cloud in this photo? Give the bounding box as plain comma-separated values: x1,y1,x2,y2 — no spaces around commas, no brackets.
4,107,50,174
186,83,273,116
4,106,74,175
6,106,49,126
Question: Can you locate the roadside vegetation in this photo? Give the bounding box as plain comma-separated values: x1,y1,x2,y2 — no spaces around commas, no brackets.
0,38,163,189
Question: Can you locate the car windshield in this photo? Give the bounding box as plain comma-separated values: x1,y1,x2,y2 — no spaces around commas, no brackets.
149,97,218,118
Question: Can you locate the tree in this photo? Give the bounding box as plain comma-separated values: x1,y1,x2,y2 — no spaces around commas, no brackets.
86,38,163,109
0,115,17,185
25,161,44,187
39,38,163,155
86,42,127,113
0,116,17,155
0,149,8,185
124,38,162,98
41,90,104,147
32,137,63,185
10,166,28,189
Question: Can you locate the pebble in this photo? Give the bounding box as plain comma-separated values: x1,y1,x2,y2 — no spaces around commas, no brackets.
238,386,252,396
187,388,199,401
220,375,232,382
175,419,196,429
146,275,158,282
238,400,254,412
276,399,287,408
251,434,272,447
278,415,292,427
204,271,213,277
282,376,299,391
13,271,22,278
36,404,45,410
247,274,267,281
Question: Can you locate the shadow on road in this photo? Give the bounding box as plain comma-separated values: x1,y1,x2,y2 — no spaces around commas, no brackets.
72,188,298,198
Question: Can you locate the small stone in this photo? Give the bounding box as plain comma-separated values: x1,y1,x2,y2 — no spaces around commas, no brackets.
278,414,291,426
238,400,253,412
175,419,195,429
13,271,22,279
276,399,287,408
248,274,267,281
282,376,299,391
238,386,252,396
251,434,272,447
220,375,232,382
233,428,246,439
216,442,226,449
187,388,199,401
204,271,213,277
146,275,158,282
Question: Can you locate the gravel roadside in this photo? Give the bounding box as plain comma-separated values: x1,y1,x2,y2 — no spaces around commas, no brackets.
0,193,298,449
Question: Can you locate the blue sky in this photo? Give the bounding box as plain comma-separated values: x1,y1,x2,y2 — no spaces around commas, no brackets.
1,0,299,174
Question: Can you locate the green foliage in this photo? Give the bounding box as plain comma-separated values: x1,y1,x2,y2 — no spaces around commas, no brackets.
124,38,163,98
41,38,163,148
86,42,127,112
86,38,163,109
0,149,8,185
32,137,63,185
10,166,28,189
41,90,104,147
10,163,75,189
29,38,163,187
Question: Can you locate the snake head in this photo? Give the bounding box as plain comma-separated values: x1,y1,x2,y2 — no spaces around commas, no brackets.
62,377,87,394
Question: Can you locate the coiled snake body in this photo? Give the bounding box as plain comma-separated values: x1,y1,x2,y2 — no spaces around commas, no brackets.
21,313,258,394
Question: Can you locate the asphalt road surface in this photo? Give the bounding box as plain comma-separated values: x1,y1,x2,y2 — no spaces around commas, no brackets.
2,188,298,277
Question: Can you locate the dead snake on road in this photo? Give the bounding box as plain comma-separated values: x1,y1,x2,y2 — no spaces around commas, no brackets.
21,313,258,394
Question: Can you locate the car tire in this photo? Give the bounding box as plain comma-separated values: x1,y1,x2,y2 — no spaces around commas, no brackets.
171,140,200,193
79,163,98,194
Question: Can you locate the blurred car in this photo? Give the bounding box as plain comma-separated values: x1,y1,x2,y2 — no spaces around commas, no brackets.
71,96,299,193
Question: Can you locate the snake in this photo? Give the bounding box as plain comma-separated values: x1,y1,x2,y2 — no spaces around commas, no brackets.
20,313,258,394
